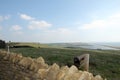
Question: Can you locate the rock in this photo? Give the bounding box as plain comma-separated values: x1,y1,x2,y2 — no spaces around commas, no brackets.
64,72,83,80
24,77,31,80
56,66,69,80
46,63,60,80
37,69,49,79
63,65,79,80
18,57,33,69
94,75,103,80
29,60,48,72
8,53,23,63
0,50,7,58
77,71,92,80
35,57,45,63
65,65,78,75
3,53,10,60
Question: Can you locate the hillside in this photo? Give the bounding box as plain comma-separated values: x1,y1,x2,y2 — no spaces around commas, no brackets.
3,42,120,80
8,42,49,48
0,50,104,80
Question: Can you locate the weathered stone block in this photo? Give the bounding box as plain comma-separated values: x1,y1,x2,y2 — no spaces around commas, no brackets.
18,57,33,69
46,63,60,80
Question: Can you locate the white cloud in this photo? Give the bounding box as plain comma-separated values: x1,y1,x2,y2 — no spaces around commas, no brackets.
45,28,73,34
0,15,10,22
20,14,34,20
10,25,23,36
81,13,120,30
11,25,22,31
28,20,52,30
82,20,106,29
35,28,77,43
0,16,3,22
4,15,10,20
0,26,2,30
110,13,120,19
4,13,120,42
0,34,2,37
16,31,23,35
19,14,52,30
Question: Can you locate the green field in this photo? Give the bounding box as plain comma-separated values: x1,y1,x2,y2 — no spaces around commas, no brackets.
5,43,120,80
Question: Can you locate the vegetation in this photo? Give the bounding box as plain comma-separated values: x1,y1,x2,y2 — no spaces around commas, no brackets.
2,42,120,80
8,42,49,48
0,40,6,48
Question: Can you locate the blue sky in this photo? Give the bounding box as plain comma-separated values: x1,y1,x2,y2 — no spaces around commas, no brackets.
0,0,120,43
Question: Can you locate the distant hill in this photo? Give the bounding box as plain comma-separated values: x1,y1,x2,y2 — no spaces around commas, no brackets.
7,42,120,50
48,42,91,49
8,42,50,48
48,42,120,50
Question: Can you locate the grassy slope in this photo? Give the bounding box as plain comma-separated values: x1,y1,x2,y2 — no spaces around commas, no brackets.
5,42,120,80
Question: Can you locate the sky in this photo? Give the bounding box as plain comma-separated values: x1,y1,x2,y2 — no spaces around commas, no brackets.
0,0,120,43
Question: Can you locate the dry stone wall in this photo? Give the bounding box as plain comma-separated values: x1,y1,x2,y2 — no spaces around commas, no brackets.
0,50,105,80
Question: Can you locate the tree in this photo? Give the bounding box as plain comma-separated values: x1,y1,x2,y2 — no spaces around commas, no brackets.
0,40,6,48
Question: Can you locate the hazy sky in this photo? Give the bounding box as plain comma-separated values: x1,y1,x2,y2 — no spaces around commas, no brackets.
0,0,120,43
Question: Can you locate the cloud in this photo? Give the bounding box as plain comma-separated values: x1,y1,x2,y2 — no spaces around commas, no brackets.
28,20,52,30
82,20,106,29
81,13,120,30
16,31,23,35
0,26,2,30
0,15,10,22
11,25,22,31
34,28,78,43
4,15,10,20
20,14,34,20
19,13,52,30
110,13,120,19
10,25,23,36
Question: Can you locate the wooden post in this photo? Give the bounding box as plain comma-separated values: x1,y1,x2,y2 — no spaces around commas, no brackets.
7,41,10,54
84,54,89,71
7,45,10,54
74,54,89,71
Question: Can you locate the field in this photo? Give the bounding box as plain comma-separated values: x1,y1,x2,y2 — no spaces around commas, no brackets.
5,42,120,80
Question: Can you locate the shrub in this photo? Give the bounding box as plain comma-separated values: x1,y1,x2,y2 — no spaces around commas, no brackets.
0,40,6,48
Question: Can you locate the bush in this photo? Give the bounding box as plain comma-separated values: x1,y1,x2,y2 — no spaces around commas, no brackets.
0,40,6,48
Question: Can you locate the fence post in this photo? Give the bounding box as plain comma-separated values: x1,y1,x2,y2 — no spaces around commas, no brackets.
84,54,89,71
74,54,89,71
7,45,10,53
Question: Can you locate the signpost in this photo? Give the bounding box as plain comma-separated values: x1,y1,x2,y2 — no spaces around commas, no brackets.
7,41,10,54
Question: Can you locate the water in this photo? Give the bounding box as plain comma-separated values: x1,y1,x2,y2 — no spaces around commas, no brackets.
50,42,120,50
78,42,120,50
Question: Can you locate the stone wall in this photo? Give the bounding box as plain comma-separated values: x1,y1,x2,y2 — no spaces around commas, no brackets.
0,50,105,80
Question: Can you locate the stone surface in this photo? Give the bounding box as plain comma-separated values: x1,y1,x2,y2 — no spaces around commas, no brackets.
46,63,60,80
56,66,69,80
30,60,48,72
18,57,33,69
36,57,45,63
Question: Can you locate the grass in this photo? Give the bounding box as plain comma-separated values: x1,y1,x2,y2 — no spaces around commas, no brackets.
5,46,120,80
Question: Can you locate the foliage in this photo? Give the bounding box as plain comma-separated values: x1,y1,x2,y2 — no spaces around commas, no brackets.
0,40,6,48
8,42,49,48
